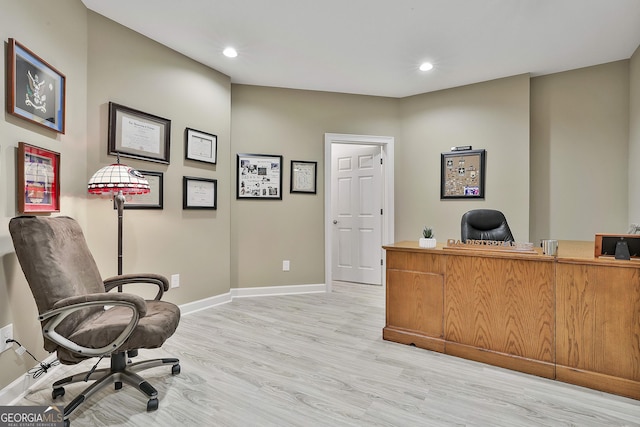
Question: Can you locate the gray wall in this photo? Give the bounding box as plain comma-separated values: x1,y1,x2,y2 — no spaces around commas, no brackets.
397,74,531,243
531,61,630,243
230,85,400,288
0,0,89,391
629,46,640,222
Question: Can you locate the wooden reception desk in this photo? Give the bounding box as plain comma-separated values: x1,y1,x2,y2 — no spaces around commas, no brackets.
383,240,640,400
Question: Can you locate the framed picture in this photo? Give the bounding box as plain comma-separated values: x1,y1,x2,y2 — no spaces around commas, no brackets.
290,160,317,194
17,142,60,213
108,102,171,164
7,39,66,133
114,170,163,210
441,149,486,199
183,176,217,209
237,153,283,200
185,128,217,165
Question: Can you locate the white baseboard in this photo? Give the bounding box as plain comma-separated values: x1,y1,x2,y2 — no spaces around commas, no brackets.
0,354,59,405
1,282,328,402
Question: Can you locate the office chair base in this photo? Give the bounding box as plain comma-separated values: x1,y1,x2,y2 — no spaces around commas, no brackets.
51,352,180,426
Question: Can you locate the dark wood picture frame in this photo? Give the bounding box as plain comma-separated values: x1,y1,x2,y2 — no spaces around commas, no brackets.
183,176,217,209
17,142,61,213
108,102,171,164
441,149,486,199
7,39,66,133
185,127,217,165
114,170,164,210
236,153,283,200
290,160,317,194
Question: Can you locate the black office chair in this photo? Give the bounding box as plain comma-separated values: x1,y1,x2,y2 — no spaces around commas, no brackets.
461,209,514,242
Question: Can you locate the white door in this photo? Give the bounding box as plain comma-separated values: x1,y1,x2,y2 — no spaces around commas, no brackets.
331,144,382,285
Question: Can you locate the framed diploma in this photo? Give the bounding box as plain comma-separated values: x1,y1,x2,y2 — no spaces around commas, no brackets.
236,153,283,200
18,142,61,213
7,39,66,134
185,127,217,165
116,170,163,210
290,160,317,194
108,102,171,164
183,176,217,209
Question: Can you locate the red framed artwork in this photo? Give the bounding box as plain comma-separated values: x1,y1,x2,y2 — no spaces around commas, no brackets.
18,142,60,213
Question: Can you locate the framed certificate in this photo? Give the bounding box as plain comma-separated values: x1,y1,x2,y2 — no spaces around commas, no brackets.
117,170,163,210
290,160,317,194
108,102,171,164
185,127,217,164
183,176,217,209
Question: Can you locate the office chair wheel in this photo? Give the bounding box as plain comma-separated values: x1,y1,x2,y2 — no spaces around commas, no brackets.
172,364,181,375
147,398,159,412
52,387,65,399
115,381,123,390
64,419,70,427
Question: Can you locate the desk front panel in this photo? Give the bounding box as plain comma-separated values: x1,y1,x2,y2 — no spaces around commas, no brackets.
445,254,555,363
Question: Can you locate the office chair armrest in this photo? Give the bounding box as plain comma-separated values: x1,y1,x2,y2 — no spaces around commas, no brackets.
41,293,147,357
103,273,169,300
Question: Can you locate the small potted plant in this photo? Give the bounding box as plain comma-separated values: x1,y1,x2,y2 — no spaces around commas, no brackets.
419,226,436,248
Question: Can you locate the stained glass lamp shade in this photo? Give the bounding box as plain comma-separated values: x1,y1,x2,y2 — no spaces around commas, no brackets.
88,162,150,279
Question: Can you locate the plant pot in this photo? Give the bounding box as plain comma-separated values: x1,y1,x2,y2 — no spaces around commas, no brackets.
419,238,436,248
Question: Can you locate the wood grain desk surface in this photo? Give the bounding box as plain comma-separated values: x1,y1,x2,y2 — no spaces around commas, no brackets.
384,239,640,267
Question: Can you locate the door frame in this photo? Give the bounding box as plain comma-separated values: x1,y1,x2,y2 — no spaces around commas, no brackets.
324,133,395,292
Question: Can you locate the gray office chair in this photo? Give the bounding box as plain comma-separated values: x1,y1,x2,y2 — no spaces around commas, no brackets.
460,209,515,242
9,216,181,427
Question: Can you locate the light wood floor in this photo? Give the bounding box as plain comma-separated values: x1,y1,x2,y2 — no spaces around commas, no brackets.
17,282,640,426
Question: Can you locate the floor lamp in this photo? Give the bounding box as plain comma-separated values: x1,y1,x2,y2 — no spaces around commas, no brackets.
87,155,150,286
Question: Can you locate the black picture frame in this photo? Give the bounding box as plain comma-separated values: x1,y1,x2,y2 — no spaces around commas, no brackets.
236,153,283,200
441,149,486,199
185,127,217,165
183,176,217,209
114,170,163,210
7,39,66,133
108,102,171,164
290,160,317,194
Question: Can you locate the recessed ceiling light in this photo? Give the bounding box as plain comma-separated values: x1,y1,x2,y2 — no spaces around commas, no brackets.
419,62,434,72
223,47,238,58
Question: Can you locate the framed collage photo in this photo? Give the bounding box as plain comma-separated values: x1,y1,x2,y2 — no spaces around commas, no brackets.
7,39,66,133
108,102,171,164
290,160,317,194
185,127,217,165
183,176,217,209
441,149,486,199
18,142,60,213
237,153,283,200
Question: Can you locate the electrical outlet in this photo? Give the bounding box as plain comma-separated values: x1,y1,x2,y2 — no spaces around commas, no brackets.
282,260,290,271
0,324,14,353
171,274,180,288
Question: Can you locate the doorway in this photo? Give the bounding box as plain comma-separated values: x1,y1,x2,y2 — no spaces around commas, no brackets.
324,133,395,292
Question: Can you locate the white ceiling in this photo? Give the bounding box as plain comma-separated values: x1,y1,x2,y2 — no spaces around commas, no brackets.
81,0,640,98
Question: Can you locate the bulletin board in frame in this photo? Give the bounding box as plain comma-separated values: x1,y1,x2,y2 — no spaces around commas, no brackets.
237,153,283,199
17,142,61,213
440,149,486,199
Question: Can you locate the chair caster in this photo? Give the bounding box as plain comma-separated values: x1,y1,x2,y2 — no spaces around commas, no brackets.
52,387,65,399
115,381,123,390
147,398,159,412
64,419,70,427
171,364,181,375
